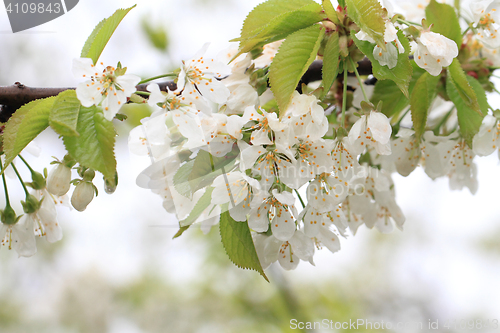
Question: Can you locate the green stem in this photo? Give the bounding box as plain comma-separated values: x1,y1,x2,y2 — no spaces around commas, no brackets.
18,155,34,173
294,189,305,209
2,171,10,207
396,18,422,27
341,64,348,128
11,163,29,196
433,107,455,135
349,57,369,102
138,73,177,85
462,26,471,36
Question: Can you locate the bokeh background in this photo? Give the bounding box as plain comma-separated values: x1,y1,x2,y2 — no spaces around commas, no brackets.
1,0,500,332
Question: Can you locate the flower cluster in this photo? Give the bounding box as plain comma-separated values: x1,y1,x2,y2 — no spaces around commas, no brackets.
128,43,408,270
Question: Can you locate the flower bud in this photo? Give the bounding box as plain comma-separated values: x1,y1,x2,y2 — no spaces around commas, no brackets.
71,181,95,212
47,164,72,196
21,194,41,214
29,170,46,190
0,205,22,225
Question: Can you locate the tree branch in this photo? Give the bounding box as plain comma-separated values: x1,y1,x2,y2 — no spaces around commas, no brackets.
0,58,374,122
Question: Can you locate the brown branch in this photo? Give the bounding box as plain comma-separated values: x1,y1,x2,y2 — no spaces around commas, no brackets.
0,58,374,122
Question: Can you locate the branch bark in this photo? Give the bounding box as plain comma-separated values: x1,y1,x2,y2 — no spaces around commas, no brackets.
0,58,374,122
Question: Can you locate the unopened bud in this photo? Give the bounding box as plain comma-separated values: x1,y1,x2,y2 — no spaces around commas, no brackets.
71,182,95,212
47,164,72,196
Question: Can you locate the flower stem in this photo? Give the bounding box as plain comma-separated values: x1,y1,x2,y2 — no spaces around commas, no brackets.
2,170,11,207
349,57,369,102
396,18,422,27
341,63,348,128
11,163,29,196
294,189,306,209
138,73,178,85
18,155,34,173
433,106,455,135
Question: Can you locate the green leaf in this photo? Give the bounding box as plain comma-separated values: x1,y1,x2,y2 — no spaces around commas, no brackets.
237,0,321,40
352,30,413,97
173,225,190,239
179,187,215,227
81,5,136,64
173,159,196,198
346,0,386,49
270,24,325,113
219,210,269,282
322,31,340,98
189,150,238,193
447,75,487,147
370,80,409,118
63,106,116,181
49,90,82,137
410,72,440,141
425,0,462,47
322,0,339,24
234,1,323,55
3,97,56,168
447,59,481,115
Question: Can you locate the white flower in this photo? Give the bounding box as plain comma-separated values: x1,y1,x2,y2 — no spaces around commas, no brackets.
253,40,283,68
71,181,95,212
473,114,500,156
306,173,348,213
29,189,63,243
414,31,458,76
348,111,392,156
470,0,500,48
248,190,297,241
73,58,140,121
177,43,230,108
1,216,37,257
301,205,346,253
254,230,314,270
281,92,329,141
211,171,260,221
47,163,72,196
356,21,405,69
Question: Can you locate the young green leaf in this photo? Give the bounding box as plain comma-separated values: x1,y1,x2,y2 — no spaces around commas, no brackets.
3,97,56,169
234,2,323,55
270,24,325,113
447,59,481,115
237,0,321,40
370,80,409,118
81,5,136,64
179,187,215,227
219,210,269,282
322,31,340,98
188,150,238,193
447,75,487,147
425,0,462,47
173,159,196,198
352,30,413,97
49,90,82,137
346,0,386,49
63,106,116,181
322,0,339,24
410,72,440,141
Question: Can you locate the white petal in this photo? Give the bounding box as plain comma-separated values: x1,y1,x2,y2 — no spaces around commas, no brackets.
271,208,296,241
